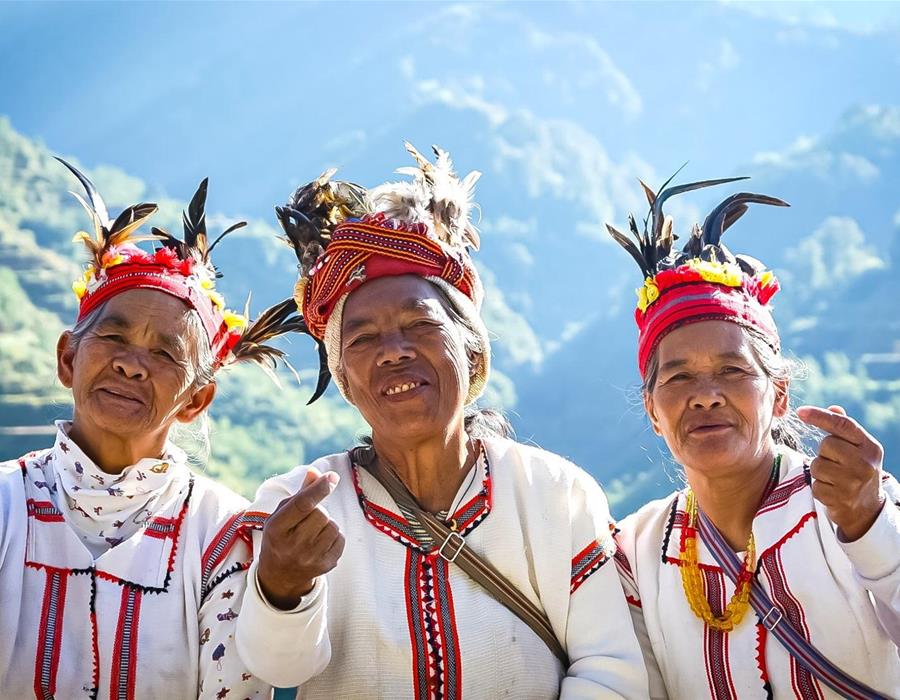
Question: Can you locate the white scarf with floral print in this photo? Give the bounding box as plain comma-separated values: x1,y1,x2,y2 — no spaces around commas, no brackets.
40,421,187,558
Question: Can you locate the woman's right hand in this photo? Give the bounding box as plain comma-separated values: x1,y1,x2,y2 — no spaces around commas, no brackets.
257,467,345,609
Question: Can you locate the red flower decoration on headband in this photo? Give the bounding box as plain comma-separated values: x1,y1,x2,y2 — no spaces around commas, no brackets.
604,173,790,378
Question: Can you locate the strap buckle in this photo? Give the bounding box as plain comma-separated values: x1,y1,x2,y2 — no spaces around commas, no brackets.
762,606,783,630
438,531,466,563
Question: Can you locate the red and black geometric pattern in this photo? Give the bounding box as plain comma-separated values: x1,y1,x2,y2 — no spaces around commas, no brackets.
570,538,611,594
404,549,463,700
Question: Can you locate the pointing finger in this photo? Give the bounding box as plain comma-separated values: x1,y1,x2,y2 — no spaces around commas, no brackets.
269,471,339,533
797,405,866,446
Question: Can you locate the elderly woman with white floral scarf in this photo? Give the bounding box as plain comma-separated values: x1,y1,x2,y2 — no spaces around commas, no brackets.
0,160,302,699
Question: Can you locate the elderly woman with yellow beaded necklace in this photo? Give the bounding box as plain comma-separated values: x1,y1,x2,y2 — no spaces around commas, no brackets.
609,176,900,699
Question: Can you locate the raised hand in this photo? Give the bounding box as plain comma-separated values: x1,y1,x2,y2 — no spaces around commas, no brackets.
798,404,886,542
257,467,345,609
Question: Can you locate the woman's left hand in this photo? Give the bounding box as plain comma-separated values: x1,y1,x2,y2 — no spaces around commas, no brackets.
798,404,886,542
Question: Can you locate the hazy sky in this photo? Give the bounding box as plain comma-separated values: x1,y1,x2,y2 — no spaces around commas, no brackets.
3,1,899,221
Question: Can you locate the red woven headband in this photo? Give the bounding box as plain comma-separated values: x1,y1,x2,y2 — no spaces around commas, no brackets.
300,213,480,340
75,244,244,364
636,262,780,378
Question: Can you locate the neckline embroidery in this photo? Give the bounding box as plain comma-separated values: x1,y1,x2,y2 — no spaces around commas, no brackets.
350,444,493,553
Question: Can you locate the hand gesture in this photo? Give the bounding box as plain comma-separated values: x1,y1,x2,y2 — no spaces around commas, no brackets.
798,404,886,542
257,467,345,610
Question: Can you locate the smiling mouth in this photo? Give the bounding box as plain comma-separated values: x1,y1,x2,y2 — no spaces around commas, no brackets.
385,381,422,396
688,424,732,435
98,388,144,404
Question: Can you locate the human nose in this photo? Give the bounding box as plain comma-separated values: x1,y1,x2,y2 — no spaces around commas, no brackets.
689,376,725,410
375,330,416,367
111,349,149,380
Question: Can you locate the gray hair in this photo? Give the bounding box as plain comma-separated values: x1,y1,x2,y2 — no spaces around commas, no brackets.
430,283,512,439
641,325,813,453
68,302,217,459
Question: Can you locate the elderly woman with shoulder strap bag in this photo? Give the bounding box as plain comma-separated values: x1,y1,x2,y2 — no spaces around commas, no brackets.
234,145,649,699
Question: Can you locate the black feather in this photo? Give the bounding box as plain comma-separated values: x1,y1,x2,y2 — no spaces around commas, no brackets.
54,156,111,230
652,177,749,239
606,224,651,278
183,178,209,255
307,340,332,405
700,193,790,246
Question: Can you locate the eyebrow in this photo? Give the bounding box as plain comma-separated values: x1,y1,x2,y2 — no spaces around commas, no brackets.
95,314,188,356
94,314,131,330
659,351,749,371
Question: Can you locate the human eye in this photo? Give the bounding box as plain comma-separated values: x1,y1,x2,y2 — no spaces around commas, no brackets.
346,333,374,348
152,348,178,363
410,318,439,330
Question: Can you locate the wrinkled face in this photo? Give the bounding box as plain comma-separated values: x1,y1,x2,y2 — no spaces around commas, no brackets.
57,289,214,442
340,275,471,442
644,320,788,477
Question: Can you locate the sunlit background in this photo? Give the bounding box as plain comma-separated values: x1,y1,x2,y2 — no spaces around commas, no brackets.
2,0,899,516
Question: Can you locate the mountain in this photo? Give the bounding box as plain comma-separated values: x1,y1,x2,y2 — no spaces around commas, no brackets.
1,109,896,515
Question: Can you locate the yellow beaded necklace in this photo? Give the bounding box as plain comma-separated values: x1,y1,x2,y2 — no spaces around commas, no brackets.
678,456,780,632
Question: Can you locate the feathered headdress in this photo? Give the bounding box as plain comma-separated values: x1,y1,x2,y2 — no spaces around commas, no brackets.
279,143,491,405
378,142,482,250
62,158,304,378
275,169,371,403
606,171,790,377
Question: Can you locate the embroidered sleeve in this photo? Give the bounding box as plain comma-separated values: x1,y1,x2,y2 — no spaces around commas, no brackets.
834,472,900,646
570,529,614,594
233,472,332,688
198,512,272,700
558,470,649,699
612,515,668,699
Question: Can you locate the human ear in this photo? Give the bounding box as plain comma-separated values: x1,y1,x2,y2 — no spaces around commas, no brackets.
56,331,76,389
176,382,217,424
773,377,790,419
643,391,663,436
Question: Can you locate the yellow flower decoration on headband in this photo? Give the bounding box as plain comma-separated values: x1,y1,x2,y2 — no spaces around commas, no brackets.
636,277,660,313
222,309,248,331
686,259,742,288
72,268,95,300
205,289,225,310
100,249,125,269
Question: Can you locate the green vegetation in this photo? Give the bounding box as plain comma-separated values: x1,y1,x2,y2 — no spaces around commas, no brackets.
1,116,897,513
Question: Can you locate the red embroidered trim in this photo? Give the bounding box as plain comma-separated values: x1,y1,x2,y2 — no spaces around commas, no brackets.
760,548,823,700
757,511,817,560
89,572,101,697
404,549,462,700
26,499,65,523
702,568,737,700
757,473,809,515
34,567,68,700
200,512,252,590
570,539,610,593
351,448,493,553
755,622,770,688
110,585,143,700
